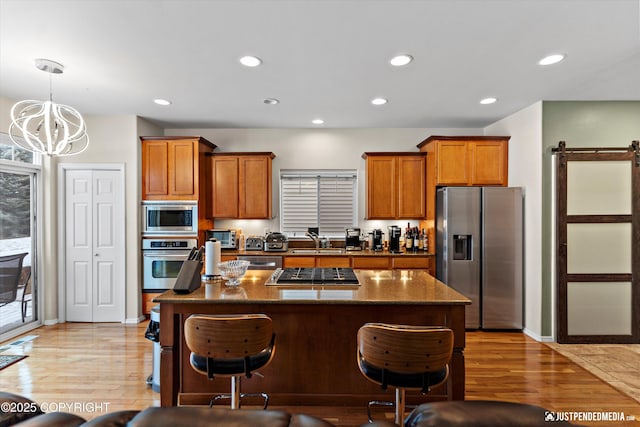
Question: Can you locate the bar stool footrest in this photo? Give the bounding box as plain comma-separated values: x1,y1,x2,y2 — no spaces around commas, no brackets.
367,400,418,423
210,392,269,409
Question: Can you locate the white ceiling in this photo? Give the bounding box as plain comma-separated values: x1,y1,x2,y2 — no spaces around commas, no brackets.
1,0,639,129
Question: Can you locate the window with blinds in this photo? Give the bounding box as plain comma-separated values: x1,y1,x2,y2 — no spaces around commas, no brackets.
280,170,357,236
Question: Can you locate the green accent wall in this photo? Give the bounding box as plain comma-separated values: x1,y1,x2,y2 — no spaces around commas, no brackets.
541,101,640,336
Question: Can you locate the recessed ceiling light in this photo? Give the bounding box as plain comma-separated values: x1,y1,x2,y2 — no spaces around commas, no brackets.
312,119,324,125
264,98,279,105
240,56,262,67
389,54,413,66
371,98,388,105
480,97,497,105
153,99,172,106
538,54,566,66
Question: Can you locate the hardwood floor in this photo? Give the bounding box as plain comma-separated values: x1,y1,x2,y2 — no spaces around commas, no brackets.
0,299,32,335
0,324,638,426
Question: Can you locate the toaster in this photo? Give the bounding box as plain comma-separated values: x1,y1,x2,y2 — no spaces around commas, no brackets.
245,236,265,251
264,232,288,252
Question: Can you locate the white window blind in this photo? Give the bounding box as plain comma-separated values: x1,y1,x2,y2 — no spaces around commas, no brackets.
280,170,357,236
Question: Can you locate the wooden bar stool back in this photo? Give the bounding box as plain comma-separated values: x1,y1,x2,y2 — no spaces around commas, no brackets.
357,323,453,425
184,314,276,409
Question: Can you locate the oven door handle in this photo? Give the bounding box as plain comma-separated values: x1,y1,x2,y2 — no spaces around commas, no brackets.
143,252,190,258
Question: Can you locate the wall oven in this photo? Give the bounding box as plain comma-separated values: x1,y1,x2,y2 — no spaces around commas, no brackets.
142,201,197,235
142,237,198,290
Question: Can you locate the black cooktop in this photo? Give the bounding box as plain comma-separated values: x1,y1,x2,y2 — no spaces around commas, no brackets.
275,268,359,285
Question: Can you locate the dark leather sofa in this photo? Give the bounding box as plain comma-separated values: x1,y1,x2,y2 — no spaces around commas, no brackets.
1,392,332,427
2,392,582,427
401,401,582,426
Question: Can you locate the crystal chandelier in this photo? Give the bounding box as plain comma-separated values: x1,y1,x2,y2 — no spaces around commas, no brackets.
9,59,89,156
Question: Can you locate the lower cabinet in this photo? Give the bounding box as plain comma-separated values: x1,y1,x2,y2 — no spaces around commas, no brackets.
229,254,433,273
352,256,391,270
142,292,160,316
316,256,351,268
283,256,316,268
393,256,431,270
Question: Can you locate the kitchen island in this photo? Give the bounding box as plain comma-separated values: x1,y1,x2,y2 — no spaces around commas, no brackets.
154,269,470,407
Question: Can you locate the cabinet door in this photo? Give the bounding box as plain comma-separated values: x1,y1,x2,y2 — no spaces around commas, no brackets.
169,140,196,197
397,155,426,218
469,141,508,185
316,256,351,268
366,156,397,218
352,256,391,270
239,156,272,219
210,156,239,218
142,141,169,198
142,292,160,315
436,141,469,185
393,256,431,270
284,256,316,268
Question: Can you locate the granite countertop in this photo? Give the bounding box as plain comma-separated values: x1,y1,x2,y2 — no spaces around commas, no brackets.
154,269,470,305
223,248,435,257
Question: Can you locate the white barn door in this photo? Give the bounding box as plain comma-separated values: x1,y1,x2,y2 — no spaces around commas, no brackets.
62,166,125,322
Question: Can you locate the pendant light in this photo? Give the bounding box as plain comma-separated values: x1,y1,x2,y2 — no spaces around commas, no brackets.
9,58,89,156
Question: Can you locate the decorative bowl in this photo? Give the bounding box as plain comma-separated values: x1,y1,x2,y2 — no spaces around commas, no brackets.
218,260,250,287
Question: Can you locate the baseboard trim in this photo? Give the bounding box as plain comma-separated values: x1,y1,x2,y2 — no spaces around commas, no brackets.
523,328,554,342
125,316,145,325
43,319,59,326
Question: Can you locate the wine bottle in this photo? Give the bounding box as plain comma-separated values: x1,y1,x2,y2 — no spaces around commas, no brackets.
423,229,429,252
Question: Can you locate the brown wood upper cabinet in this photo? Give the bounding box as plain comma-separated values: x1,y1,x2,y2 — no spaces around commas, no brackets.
363,152,426,219
141,136,216,200
207,152,275,219
416,136,509,274
418,136,509,186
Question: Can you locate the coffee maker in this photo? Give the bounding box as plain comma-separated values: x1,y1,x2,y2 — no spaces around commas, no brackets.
372,229,384,252
345,228,361,250
388,226,402,253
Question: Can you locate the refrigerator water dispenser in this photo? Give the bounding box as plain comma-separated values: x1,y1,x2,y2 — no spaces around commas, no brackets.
453,235,472,260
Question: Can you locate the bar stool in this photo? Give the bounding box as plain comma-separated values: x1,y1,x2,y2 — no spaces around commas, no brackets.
184,314,276,409
357,323,453,425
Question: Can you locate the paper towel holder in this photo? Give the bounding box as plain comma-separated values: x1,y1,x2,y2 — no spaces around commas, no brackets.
202,238,222,281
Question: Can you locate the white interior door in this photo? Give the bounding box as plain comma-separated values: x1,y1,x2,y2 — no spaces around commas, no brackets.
64,168,124,322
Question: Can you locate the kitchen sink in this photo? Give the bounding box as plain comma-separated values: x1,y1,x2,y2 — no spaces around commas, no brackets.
290,248,346,254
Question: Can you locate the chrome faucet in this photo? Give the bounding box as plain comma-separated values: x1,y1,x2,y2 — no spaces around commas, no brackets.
305,231,321,249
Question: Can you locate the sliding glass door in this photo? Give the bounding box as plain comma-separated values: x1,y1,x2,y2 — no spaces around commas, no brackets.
0,135,40,337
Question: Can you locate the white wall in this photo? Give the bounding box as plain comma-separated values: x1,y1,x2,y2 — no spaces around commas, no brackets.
0,96,14,131
54,115,140,322
59,115,159,322
484,102,544,339
165,127,482,236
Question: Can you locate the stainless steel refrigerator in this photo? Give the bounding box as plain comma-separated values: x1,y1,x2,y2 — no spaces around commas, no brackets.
436,187,523,329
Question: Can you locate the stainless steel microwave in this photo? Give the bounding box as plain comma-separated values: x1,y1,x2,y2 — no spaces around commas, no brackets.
142,201,197,235
205,229,237,249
